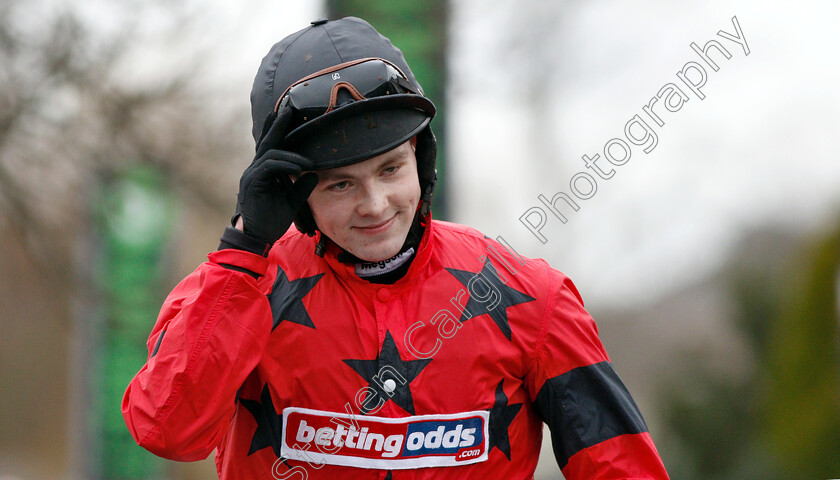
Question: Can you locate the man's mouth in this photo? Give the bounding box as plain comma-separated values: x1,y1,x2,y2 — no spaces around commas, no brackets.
354,214,397,234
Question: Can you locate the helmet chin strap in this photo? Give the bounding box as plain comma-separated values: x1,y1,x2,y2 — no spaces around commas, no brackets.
420,168,436,218
314,233,327,257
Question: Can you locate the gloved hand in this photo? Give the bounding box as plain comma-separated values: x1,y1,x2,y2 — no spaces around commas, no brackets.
235,106,319,244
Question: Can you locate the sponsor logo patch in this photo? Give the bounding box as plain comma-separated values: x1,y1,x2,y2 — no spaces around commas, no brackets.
280,407,489,469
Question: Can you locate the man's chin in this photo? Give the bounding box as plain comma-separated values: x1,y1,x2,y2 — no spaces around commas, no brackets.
345,236,407,263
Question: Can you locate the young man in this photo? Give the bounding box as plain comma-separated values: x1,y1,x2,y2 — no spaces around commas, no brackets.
123,17,670,480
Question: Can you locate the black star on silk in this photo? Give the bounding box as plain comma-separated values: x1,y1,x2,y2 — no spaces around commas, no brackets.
240,384,283,456
267,267,323,331
446,259,535,340
488,380,523,460
343,331,432,415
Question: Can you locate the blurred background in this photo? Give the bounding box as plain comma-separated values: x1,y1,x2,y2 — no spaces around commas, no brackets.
1,0,838,479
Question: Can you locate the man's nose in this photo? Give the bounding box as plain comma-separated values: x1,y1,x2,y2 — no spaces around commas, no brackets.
356,184,388,217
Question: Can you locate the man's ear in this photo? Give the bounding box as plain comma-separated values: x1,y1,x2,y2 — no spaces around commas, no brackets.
410,135,417,151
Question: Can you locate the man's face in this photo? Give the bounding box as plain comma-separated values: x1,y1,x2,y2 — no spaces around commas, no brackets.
307,141,421,262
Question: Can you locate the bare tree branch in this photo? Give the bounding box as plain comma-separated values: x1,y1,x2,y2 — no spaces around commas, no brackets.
0,0,246,281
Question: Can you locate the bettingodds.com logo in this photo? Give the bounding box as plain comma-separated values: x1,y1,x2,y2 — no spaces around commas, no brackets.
280,407,490,469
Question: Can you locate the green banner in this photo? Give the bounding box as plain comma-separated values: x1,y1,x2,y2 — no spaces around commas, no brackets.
96,166,173,479
326,0,449,218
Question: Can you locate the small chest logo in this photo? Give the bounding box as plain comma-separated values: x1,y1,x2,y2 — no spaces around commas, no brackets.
331,72,341,81
281,407,489,469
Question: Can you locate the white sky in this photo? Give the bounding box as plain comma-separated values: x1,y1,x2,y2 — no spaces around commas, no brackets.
449,0,840,308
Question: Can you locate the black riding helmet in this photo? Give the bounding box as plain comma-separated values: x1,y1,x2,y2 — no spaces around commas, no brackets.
250,17,438,236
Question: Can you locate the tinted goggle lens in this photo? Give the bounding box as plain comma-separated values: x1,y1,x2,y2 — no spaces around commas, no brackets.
276,58,416,118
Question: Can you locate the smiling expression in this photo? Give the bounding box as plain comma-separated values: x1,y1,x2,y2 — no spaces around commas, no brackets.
306,141,421,262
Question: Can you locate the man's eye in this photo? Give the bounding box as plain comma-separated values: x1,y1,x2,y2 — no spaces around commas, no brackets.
382,165,400,175
329,181,350,191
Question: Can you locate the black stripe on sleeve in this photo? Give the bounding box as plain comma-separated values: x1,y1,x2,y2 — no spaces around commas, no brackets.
219,263,261,279
151,329,166,357
534,361,649,468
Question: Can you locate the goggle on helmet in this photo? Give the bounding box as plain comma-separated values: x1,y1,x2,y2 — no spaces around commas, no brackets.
274,57,436,170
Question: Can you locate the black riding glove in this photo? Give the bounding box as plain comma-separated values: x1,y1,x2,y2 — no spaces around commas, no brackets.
229,106,319,249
